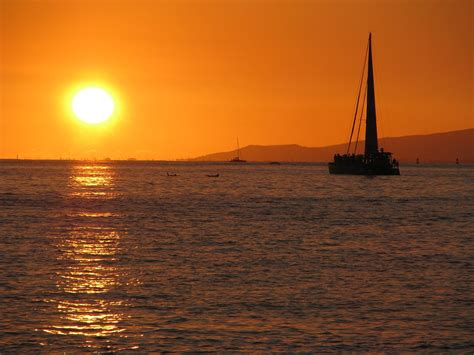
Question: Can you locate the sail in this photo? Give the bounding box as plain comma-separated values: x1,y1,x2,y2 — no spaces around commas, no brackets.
365,33,378,155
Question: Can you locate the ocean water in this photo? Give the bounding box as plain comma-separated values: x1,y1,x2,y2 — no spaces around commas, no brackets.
0,160,472,352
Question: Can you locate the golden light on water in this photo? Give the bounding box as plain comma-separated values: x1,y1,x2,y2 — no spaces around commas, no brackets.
45,164,132,341
69,165,116,199
44,299,125,338
57,229,121,294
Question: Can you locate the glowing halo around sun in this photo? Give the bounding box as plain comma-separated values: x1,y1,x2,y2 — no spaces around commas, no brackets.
71,87,115,124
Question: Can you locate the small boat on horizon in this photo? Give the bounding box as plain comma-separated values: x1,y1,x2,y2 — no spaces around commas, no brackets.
328,33,400,175
230,138,247,163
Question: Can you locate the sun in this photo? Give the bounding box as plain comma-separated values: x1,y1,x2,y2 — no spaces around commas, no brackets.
72,87,115,124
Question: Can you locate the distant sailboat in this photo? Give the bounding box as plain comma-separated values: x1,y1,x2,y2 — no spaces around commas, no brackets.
328,33,400,175
230,138,247,163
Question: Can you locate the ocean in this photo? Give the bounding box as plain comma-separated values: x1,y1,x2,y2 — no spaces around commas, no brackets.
0,160,472,352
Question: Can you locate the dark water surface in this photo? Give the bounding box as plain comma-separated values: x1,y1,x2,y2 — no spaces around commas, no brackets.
0,161,473,352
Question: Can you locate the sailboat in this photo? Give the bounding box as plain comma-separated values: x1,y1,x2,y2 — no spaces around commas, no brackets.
230,138,247,163
328,33,400,175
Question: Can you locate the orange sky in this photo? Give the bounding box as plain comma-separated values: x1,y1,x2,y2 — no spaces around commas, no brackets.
1,0,472,160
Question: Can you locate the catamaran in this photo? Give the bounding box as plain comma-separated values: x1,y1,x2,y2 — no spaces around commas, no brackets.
328,33,400,175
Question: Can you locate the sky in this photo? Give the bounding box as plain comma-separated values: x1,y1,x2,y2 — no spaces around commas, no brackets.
1,0,472,160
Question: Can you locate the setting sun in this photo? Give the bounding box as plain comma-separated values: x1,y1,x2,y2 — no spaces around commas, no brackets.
72,87,115,124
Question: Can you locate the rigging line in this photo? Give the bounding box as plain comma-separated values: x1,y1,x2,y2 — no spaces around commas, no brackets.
347,40,369,155
354,83,367,154
372,38,387,150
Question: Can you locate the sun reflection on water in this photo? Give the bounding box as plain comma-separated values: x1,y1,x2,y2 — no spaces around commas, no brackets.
56,228,121,294
69,164,116,199
44,164,133,344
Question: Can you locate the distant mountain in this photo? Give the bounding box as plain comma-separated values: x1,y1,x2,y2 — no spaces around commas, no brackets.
192,129,474,163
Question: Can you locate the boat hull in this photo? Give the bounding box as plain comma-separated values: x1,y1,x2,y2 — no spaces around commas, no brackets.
328,161,400,175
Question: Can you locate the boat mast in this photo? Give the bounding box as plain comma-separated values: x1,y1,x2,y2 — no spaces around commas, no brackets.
365,32,379,156
237,137,240,159
347,42,369,155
